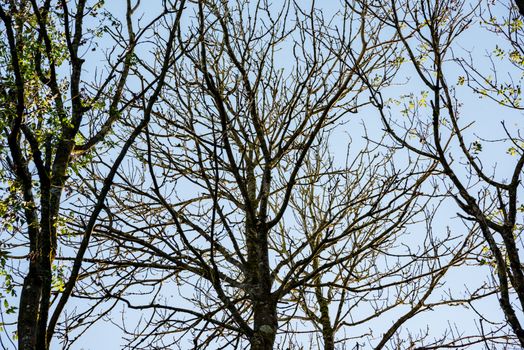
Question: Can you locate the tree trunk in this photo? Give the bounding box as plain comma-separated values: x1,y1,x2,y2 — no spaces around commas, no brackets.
246,222,277,350
317,290,335,350
17,261,43,350
251,298,278,350
478,224,524,348
36,255,52,350
18,186,57,350
313,258,335,350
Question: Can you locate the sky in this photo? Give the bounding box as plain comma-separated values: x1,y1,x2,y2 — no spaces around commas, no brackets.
2,0,524,349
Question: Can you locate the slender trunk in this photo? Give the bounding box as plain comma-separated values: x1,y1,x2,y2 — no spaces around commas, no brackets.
35,249,52,350
17,261,43,350
500,227,524,311
313,257,335,350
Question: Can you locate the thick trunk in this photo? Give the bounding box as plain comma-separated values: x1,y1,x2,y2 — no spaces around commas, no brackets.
246,223,277,350
18,188,57,350
17,262,43,350
17,248,53,350
251,299,278,350
243,160,277,349
322,332,335,350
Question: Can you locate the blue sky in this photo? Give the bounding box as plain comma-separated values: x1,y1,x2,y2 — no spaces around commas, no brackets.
2,0,523,349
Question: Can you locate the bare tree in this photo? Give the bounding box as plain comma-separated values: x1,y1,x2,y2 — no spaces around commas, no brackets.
275,140,486,350
66,1,489,349
2,0,516,349
358,0,524,347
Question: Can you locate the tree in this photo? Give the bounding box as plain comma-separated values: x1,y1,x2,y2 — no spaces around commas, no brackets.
70,1,485,349
359,0,524,347
2,1,520,349
0,0,185,348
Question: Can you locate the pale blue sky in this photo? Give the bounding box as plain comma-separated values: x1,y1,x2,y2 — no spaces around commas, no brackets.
2,1,523,349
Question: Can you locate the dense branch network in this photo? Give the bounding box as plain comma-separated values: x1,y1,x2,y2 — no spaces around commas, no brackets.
0,0,522,349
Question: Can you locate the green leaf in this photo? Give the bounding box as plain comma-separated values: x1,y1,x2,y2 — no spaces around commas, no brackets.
472,140,482,154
